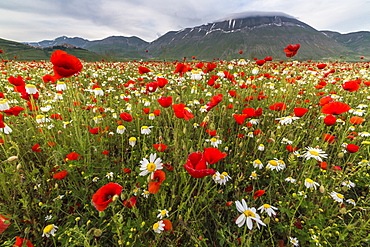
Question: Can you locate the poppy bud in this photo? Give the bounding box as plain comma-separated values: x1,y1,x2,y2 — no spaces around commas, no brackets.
94,229,103,237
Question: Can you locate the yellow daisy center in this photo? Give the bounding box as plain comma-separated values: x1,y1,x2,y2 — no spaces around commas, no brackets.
336,193,344,199
309,150,319,156
147,162,156,172
129,137,136,141
305,178,314,183
43,224,54,233
269,160,278,166
219,174,225,179
263,204,271,208
255,159,262,164
222,172,228,176
142,126,148,129
153,223,159,230
243,210,256,218
160,210,167,216
210,138,217,142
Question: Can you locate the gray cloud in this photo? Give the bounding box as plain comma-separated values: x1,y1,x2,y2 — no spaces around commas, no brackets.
0,0,369,42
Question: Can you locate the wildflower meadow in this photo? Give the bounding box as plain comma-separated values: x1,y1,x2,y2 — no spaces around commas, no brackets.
0,47,369,246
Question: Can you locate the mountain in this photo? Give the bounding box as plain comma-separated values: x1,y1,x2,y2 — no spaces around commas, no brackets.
0,38,102,61
145,14,358,60
17,12,370,61
27,36,149,60
320,31,370,56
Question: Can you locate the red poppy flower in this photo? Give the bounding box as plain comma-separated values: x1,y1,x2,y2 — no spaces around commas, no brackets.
153,143,168,152
3,106,25,116
205,94,223,111
138,66,150,74
342,80,360,92
321,102,350,115
205,62,217,73
89,127,101,135
153,109,161,116
143,108,150,114
32,144,42,152
256,60,266,66
148,170,166,194
183,151,216,178
157,77,168,88
66,152,82,161
50,113,63,120
233,114,248,125
119,112,133,122
346,144,360,153
163,163,174,171
8,75,25,87
253,190,265,199
239,51,244,54
350,116,365,125
102,150,109,155
286,145,299,152
317,64,327,69
284,44,300,57
294,107,309,117
206,129,217,136
269,102,287,111
123,197,137,208
319,96,334,106
162,219,173,231
92,183,123,211
53,170,68,180
0,215,10,233
174,63,188,76
123,168,131,173
146,81,158,93
172,103,194,121
319,161,328,170
322,133,336,143
14,237,34,247
323,114,336,126
157,96,172,108
42,74,58,83
203,147,227,165
264,56,273,61
50,50,83,78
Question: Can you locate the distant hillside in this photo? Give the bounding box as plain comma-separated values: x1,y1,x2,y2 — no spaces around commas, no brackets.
146,15,358,61
27,36,149,60
321,31,370,57
0,38,102,61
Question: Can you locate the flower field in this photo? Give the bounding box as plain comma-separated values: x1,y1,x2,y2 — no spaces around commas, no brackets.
0,49,369,246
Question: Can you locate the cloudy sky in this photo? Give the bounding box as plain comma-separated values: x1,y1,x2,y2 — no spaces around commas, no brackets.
1,0,369,43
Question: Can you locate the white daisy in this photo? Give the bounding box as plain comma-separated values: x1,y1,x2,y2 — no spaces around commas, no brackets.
141,126,153,135
139,153,163,177
235,199,266,229
330,191,345,203
206,137,222,147
358,132,370,137
303,147,328,162
285,177,296,183
275,116,299,125
116,125,126,134
289,237,299,246
42,224,58,238
252,159,264,169
346,198,356,206
212,171,232,185
258,204,278,217
157,209,169,219
341,180,355,188
266,159,286,171
304,178,320,190
153,220,165,233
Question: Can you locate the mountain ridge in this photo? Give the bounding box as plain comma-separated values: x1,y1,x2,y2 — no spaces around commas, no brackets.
8,14,370,61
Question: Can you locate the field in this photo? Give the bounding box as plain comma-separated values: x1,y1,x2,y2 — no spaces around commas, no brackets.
0,51,369,246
